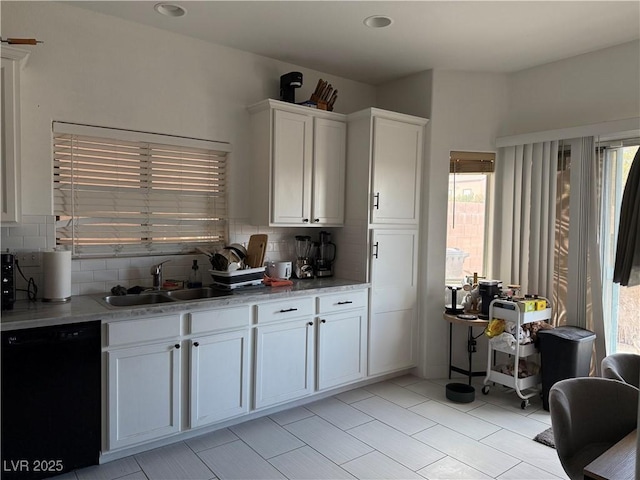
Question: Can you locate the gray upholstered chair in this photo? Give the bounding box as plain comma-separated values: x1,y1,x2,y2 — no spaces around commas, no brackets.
549,377,638,480
601,352,640,388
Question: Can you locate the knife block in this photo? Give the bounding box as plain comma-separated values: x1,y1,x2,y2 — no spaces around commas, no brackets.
309,94,329,110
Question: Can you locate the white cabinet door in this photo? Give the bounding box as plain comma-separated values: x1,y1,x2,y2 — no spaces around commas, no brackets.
317,308,366,390
108,342,181,449
371,117,423,225
190,330,250,428
1,48,28,225
369,229,419,375
271,109,313,225
368,309,417,376
254,319,315,409
312,118,346,225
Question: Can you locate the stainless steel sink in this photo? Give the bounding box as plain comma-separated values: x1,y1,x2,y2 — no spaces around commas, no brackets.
103,292,176,307
102,287,231,307
166,287,231,301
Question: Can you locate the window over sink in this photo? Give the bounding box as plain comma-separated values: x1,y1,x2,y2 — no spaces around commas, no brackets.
53,122,230,257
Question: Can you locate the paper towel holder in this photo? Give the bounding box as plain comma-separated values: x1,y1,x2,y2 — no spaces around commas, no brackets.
42,250,72,303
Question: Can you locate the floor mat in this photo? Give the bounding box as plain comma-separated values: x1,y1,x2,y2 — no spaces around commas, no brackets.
533,426,555,449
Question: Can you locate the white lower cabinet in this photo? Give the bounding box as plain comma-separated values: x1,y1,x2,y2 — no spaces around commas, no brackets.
104,289,369,454
317,308,366,390
254,318,315,409
107,341,181,450
189,329,249,428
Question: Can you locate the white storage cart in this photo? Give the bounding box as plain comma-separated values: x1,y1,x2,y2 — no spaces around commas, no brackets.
482,298,552,409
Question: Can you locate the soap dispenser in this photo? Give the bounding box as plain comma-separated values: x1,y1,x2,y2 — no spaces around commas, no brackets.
187,259,202,288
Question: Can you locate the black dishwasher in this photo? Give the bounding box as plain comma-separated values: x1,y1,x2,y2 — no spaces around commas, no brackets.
1,321,101,479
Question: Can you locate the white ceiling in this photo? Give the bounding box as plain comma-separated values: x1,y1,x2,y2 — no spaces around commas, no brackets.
70,1,640,85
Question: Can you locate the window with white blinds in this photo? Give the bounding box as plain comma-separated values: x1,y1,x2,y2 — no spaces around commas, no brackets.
53,122,231,257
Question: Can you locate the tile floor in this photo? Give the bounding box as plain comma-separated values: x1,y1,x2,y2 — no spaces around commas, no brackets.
53,376,568,480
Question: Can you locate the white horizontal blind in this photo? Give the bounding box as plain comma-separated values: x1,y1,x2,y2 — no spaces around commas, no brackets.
53,122,231,257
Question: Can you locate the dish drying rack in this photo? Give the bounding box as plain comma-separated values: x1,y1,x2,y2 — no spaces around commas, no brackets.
482,298,552,409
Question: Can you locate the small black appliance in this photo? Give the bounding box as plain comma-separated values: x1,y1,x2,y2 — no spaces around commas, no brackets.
1,253,16,311
280,71,303,103
478,279,502,319
315,231,336,277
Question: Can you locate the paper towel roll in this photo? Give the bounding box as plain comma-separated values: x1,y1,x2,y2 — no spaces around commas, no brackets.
42,250,71,302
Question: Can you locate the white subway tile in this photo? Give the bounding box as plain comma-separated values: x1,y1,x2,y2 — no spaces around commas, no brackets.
80,259,107,271
94,269,119,282
72,270,94,283
9,224,39,237
106,258,131,269
1,237,24,249
23,237,48,250
79,282,107,295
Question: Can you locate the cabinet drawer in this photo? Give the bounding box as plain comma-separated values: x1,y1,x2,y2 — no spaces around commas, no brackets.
317,289,368,314
107,315,180,347
256,297,314,323
190,305,251,334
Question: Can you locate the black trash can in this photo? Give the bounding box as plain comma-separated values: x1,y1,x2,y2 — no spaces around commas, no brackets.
538,325,596,411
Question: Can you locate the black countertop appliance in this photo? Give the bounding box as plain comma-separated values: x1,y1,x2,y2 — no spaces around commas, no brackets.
478,279,501,319
1,252,16,311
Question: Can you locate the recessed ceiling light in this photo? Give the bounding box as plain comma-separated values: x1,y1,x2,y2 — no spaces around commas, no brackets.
154,3,187,17
363,15,393,28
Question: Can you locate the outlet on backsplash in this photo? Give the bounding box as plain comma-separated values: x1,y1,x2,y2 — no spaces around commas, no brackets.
16,252,42,267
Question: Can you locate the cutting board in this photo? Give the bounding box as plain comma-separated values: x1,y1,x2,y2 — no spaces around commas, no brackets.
246,234,268,268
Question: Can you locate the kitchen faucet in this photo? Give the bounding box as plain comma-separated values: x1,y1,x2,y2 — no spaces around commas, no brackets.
150,260,170,289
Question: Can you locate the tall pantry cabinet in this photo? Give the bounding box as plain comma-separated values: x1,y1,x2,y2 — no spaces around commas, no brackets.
341,108,428,376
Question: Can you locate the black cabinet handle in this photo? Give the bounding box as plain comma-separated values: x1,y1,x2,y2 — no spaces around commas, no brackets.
302,218,309,223
373,242,379,259
314,218,320,223
373,192,380,209
307,322,314,326
193,342,200,347
174,344,180,349
279,308,298,313
337,301,353,305
320,319,326,324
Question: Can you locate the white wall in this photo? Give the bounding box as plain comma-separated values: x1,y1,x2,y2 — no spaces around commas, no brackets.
504,40,640,136
377,70,509,378
3,1,376,217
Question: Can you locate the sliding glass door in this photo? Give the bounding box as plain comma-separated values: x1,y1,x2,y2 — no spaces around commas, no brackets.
600,143,639,354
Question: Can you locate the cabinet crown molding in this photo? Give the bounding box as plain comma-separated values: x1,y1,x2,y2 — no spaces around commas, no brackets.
1,46,30,67
247,98,346,120
347,107,429,126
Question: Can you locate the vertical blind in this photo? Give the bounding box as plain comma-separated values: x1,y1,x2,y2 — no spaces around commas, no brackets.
53,122,231,257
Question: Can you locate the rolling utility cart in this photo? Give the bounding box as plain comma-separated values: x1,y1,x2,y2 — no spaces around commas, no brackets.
482,298,551,409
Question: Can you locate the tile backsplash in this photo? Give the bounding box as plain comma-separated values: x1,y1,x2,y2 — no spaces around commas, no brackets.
1,215,312,299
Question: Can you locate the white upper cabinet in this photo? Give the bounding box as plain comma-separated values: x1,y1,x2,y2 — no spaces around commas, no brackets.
1,47,29,225
249,99,346,227
371,117,423,225
345,108,427,227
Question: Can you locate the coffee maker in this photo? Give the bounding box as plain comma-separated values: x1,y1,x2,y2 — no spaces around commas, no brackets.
280,72,303,103
315,231,336,277
478,279,502,319
294,235,314,279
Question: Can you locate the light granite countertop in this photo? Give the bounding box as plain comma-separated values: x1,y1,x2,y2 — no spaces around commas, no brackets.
1,278,369,331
